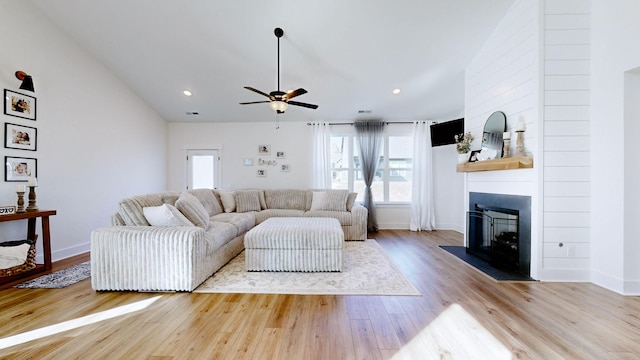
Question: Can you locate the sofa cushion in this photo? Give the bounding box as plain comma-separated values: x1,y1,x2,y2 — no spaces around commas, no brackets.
119,192,176,226
210,212,256,234
303,210,352,226
161,193,180,206
218,190,236,213
255,209,305,224
143,204,194,227
309,190,348,211
203,221,239,255
264,189,307,210
175,191,210,230
235,190,262,213
188,189,223,216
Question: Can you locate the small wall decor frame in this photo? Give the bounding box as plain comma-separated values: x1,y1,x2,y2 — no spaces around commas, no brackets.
5,123,37,151
280,164,291,172
469,150,481,163
276,151,286,159
4,89,36,121
243,157,254,166
257,169,266,177
258,144,271,155
5,156,37,182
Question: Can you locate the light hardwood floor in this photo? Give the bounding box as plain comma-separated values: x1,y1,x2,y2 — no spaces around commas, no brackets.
1,230,639,359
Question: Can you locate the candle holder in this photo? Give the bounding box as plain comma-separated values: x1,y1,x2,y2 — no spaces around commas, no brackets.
26,186,38,212
515,130,526,157
16,191,26,213
503,139,511,158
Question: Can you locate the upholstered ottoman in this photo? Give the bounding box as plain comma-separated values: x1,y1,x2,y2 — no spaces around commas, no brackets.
244,217,344,272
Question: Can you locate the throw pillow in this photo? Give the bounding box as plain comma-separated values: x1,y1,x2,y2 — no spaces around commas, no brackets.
322,190,349,211
218,191,236,213
143,204,194,227
346,192,357,211
175,191,210,229
235,190,262,213
188,188,223,216
310,191,327,211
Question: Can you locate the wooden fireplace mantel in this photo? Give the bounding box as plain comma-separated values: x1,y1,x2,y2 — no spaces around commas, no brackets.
457,156,533,173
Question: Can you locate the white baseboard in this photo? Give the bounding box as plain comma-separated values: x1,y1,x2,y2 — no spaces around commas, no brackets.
35,242,90,264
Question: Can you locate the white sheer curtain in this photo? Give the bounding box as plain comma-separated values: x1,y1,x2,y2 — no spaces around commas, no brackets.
311,122,331,188
410,121,436,231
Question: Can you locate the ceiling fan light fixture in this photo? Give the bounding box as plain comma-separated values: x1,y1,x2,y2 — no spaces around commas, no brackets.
270,100,288,113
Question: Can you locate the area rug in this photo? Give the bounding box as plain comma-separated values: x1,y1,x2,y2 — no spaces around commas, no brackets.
14,261,91,289
194,240,421,296
439,246,535,282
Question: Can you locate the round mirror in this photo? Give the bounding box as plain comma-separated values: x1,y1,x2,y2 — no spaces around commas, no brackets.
480,111,506,159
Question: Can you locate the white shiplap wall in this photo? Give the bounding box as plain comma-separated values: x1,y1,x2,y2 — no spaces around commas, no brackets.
541,0,591,280
464,0,541,278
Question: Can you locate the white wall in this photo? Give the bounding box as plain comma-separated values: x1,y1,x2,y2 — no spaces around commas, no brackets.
432,145,465,232
591,0,640,294
0,1,168,262
541,0,591,281
168,121,312,191
464,0,542,278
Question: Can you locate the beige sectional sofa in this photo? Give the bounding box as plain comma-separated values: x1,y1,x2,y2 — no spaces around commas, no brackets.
91,188,367,292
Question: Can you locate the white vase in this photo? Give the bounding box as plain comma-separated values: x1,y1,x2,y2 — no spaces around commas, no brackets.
458,152,470,164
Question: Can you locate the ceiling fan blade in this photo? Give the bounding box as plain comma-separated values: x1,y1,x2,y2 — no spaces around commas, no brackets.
239,101,270,105
244,86,274,100
288,101,318,109
284,88,307,100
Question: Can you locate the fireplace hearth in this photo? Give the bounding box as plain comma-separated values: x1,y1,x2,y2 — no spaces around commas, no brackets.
467,192,531,277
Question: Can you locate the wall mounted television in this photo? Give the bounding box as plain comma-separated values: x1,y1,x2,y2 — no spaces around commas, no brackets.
430,118,463,147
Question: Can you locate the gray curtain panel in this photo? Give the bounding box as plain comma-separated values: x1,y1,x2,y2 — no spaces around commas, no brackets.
354,120,384,232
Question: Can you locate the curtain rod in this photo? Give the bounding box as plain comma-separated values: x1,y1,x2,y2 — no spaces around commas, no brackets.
306,121,433,126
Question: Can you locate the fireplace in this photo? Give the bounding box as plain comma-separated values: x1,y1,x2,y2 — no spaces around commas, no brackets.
467,192,531,276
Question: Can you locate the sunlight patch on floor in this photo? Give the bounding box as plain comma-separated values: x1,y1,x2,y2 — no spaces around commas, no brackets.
0,296,162,350
391,303,512,360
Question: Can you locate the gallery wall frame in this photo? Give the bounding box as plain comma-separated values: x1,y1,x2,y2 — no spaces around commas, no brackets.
5,156,37,182
4,89,36,121
258,144,271,155
5,122,37,151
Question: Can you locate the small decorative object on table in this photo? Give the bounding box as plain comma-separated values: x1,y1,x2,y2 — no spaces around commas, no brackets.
455,132,474,164
26,177,38,212
0,205,17,215
15,184,26,213
503,131,511,158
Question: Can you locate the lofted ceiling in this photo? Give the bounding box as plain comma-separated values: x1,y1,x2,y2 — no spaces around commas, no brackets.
32,0,514,123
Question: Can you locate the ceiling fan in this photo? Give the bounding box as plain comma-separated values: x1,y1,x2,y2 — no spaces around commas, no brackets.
240,27,318,114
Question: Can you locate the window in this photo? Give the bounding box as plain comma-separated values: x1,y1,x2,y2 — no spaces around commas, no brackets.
330,132,413,203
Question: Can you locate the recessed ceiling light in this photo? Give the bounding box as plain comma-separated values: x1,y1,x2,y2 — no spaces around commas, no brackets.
183,90,192,96
392,88,401,95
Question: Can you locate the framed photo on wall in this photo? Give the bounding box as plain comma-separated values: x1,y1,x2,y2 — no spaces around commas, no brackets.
276,151,286,159
258,144,271,155
5,123,37,151
257,169,266,177
5,156,37,182
4,89,36,121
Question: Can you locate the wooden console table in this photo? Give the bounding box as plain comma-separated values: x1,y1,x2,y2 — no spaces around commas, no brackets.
0,210,56,285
